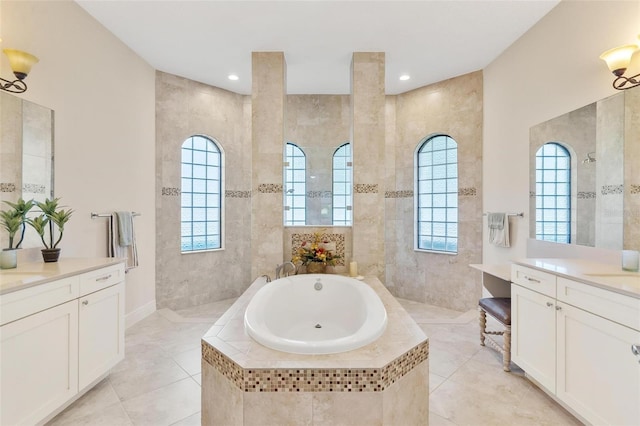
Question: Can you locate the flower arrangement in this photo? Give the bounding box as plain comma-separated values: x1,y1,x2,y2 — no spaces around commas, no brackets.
292,231,340,266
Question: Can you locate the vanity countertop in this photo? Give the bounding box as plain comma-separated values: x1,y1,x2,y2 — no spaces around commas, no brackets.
0,257,125,295
513,258,640,299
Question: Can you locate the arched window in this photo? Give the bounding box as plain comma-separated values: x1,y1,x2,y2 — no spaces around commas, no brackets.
332,142,352,226
416,134,458,253
181,135,223,252
535,142,571,243
284,142,306,225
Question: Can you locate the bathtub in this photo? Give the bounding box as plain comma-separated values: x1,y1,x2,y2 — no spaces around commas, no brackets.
244,274,388,354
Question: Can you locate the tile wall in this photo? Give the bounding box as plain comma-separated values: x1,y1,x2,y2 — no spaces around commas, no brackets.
155,71,252,309
386,71,484,311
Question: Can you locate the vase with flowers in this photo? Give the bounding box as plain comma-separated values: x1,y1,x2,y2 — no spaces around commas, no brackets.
292,231,340,274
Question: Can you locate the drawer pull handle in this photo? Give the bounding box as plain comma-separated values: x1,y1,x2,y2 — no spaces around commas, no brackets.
82,300,89,306
524,275,540,283
546,302,553,307
96,274,112,282
555,306,562,311
632,344,640,358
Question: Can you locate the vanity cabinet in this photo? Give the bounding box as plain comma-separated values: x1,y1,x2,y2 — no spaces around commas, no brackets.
0,260,125,425
0,299,79,425
511,263,640,426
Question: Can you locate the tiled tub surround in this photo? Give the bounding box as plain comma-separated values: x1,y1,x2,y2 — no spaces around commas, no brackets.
201,275,429,425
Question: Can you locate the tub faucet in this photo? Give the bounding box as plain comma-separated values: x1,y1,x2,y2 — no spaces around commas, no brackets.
275,261,297,279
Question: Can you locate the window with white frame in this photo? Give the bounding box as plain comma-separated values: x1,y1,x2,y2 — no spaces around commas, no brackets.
416,134,458,253
535,142,571,243
284,142,306,225
332,142,352,226
181,135,222,252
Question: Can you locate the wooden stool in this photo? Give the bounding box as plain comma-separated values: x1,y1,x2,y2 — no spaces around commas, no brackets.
478,297,511,372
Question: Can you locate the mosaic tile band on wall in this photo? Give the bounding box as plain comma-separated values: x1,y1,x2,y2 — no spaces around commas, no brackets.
0,183,16,193
201,340,429,393
291,233,345,266
384,188,477,198
161,187,252,198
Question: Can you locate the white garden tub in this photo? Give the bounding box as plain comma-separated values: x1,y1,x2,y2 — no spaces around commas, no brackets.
244,274,388,354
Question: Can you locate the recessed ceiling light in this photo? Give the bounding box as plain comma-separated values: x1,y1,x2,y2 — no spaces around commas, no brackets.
399,74,410,81
228,74,239,81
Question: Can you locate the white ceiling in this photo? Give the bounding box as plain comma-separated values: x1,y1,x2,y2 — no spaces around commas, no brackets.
76,0,559,95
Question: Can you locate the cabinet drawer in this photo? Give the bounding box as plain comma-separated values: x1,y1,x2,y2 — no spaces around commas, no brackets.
557,277,640,331
0,276,80,326
79,263,125,296
511,264,556,297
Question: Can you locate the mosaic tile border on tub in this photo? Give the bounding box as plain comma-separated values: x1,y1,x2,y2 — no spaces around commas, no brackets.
630,184,640,195
202,340,429,393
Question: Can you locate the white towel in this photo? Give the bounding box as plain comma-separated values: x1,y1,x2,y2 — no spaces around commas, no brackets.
108,213,139,271
488,212,510,248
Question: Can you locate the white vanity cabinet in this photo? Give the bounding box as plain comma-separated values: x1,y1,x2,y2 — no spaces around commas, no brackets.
511,263,640,426
78,265,125,390
0,260,125,425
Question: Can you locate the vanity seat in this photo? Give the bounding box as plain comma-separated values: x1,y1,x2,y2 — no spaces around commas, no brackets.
510,258,640,426
0,258,126,425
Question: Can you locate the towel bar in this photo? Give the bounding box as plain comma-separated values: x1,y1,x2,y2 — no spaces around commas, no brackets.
91,212,141,219
482,212,523,217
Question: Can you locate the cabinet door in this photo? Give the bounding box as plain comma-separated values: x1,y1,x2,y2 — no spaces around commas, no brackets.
0,300,79,425
78,282,125,390
511,284,557,392
557,302,640,426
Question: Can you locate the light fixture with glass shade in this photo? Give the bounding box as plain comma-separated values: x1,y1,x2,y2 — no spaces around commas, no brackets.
1,47,39,93
599,36,639,90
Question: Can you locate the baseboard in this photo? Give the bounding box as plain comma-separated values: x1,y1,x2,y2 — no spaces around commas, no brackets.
125,299,156,329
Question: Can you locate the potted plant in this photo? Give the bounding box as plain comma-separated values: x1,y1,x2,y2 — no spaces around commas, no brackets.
292,231,341,274
0,198,34,269
27,197,74,263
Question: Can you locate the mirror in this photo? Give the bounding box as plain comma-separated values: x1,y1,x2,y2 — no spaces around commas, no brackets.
0,92,54,248
284,95,352,226
529,88,636,250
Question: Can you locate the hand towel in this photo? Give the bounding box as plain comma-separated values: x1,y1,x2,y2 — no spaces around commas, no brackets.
116,211,133,247
109,213,139,271
488,212,510,248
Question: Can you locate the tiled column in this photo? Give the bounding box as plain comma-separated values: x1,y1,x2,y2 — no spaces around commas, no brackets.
351,52,385,279
251,52,286,278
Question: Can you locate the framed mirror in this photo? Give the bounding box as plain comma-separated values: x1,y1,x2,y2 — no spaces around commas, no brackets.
529,88,637,250
0,92,55,248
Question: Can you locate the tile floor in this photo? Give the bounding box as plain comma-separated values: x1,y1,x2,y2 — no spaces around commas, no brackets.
48,297,581,426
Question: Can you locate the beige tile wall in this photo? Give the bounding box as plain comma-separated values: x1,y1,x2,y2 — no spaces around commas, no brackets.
155,71,252,309
387,71,484,311
156,59,486,312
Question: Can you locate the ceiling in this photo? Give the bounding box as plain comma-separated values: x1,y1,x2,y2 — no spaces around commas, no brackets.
76,0,559,95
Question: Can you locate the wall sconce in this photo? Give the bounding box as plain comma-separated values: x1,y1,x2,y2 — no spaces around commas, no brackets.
1,48,39,93
600,36,639,90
